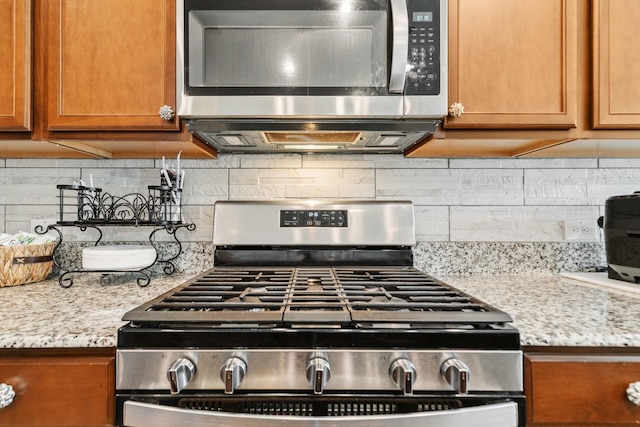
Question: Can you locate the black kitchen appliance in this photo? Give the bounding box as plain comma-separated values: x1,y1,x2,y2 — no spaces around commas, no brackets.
116,200,524,426
601,192,640,283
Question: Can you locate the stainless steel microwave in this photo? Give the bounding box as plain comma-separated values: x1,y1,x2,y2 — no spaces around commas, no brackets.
176,0,448,153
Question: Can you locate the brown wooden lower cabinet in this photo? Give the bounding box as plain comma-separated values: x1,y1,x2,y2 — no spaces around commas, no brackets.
525,352,640,426
0,348,115,427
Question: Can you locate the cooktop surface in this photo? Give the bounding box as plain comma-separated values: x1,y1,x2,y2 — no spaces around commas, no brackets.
122,266,513,327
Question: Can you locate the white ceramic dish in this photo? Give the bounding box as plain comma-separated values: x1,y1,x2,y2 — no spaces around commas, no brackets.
82,245,157,271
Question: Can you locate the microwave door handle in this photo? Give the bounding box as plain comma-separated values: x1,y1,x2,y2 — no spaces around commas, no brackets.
389,0,409,93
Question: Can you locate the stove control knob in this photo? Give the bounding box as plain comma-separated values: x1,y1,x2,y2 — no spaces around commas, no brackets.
390,358,417,395
220,357,247,394
167,357,197,394
306,357,331,395
441,358,470,394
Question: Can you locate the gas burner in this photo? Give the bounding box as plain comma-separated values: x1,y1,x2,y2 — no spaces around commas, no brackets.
123,266,512,327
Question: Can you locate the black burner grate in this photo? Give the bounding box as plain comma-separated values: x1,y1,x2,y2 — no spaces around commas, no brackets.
122,266,513,326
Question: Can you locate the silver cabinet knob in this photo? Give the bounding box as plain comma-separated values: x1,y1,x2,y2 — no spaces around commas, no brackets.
167,357,196,394
158,105,175,121
220,357,247,395
390,358,417,395
627,381,640,406
306,356,331,395
0,383,15,409
441,358,470,394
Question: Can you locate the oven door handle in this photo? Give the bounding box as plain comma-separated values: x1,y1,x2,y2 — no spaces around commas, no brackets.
123,400,519,427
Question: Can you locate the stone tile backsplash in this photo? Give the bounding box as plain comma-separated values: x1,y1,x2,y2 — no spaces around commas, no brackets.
2,155,638,275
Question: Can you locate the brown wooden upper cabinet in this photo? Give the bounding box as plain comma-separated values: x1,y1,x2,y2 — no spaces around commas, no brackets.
592,0,640,129
0,0,31,131
409,0,640,158
445,0,640,134
445,0,579,130
0,0,215,158
45,0,178,131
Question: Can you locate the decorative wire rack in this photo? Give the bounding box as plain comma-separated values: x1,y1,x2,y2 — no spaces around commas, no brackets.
35,184,196,288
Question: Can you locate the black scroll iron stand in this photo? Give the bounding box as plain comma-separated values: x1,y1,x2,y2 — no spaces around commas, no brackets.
35,184,196,288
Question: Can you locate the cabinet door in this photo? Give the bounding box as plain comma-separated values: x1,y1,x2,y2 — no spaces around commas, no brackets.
446,0,579,129
0,0,31,131
525,353,640,426
45,0,178,131
593,0,640,128
0,353,115,426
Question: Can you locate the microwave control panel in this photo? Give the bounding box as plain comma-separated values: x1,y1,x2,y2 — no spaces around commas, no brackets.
406,0,441,95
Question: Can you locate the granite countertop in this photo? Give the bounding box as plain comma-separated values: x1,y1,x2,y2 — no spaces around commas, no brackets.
1,271,640,349
0,273,192,348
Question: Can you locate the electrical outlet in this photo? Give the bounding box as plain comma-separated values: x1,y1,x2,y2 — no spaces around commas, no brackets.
564,220,598,241
30,218,57,234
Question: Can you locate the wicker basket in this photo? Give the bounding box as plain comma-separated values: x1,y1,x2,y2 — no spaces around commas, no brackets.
0,242,56,287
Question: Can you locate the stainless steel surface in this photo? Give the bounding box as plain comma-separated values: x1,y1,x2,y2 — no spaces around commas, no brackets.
212,200,416,247
177,96,406,120
117,197,523,425
390,358,417,395
441,358,470,395
167,357,196,394
389,0,409,93
183,120,439,154
117,349,523,392
123,400,520,427
175,0,447,154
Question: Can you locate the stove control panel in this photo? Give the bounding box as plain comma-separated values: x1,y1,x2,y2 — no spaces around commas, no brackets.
119,349,523,394
280,209,348,227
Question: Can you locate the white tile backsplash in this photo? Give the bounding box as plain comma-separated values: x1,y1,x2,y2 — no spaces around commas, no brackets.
451,158,598,169
376,168,523,205
0,154,633,246
414,206,449,241
238,154,302,169
598,158,640,168
450,206,601,242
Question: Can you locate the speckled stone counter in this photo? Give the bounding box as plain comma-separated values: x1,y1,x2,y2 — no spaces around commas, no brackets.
1,272,639,349
0,272,199,348
444,274,640,348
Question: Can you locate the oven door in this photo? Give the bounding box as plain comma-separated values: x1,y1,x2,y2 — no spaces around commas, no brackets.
123,400,519,427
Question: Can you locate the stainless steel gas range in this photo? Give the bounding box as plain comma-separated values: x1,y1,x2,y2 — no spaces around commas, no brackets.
116,200,524,426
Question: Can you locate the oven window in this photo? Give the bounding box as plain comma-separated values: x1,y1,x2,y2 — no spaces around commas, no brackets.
186,10,388,95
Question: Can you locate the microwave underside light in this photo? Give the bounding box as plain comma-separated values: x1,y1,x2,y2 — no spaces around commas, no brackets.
263,132,362,145
185,119,441,153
